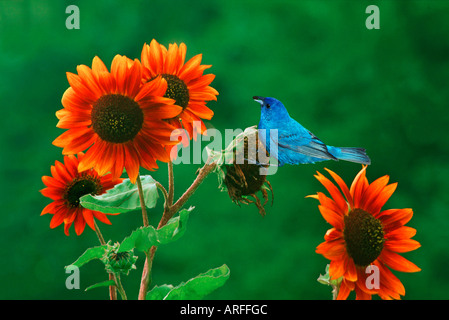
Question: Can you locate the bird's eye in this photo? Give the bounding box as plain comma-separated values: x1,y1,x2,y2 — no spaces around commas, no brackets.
266,104,271,108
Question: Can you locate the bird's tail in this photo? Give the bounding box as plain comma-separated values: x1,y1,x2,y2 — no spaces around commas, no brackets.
327,146,371,165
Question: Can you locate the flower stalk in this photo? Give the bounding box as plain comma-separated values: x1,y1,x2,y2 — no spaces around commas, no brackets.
94,221,118,300
137,157,218,299
136,175,149,227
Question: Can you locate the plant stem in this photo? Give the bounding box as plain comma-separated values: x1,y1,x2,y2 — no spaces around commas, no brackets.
114,274,128,300
163,157,217,226
156,182,168,202
332,282,341,300
167,161,175,207
94,221,106,245
138,158,218,300
94,221,117,300
136,172,152,300
136,174,149,227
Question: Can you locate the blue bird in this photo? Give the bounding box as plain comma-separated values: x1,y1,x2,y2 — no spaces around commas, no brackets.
253,96,371,167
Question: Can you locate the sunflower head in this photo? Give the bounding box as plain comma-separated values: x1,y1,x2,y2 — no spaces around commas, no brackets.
308,166,421,300
141,39,218,141
63,173,102,209
216,127,273,216
40,153,124,236
52,55,182,183
101,242,138,276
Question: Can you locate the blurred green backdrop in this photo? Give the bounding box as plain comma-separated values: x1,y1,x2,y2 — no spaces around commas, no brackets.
1,0,448,300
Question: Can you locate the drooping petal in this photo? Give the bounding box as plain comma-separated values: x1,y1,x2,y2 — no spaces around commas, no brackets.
318,205,345,230
344,258,358,282
349,165,368,208
123,144,141,183
316,239,346,260
314,171,348,214
336,279,352,300
82,208,96,231
66,72,98,103
329,258,346,280
385,226,417,240
324,168,353,205
52,127,93,150
359,175,390,211
187,103,214,120
379,249,421,273
74,210,86,236
378,208,414,231
369,182,398,214
384,239,421,253
376,260,406,298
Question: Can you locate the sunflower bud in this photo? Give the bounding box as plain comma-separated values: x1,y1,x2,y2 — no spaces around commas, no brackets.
101,242,138,275
215,126,274,216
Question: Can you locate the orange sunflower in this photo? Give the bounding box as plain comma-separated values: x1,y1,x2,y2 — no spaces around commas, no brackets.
53,55,182,183
308,166,421,300
41,153,123,236
140,39,218,141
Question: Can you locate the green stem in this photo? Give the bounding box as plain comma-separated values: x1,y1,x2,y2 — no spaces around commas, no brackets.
94,221,117,300
156,182,169,202
162,157,217,226
114,274,128,300
167,161,175,207
136,172,152,300
137,158,217,300
136,174,149,227
332,282,341,300
94,221,106,245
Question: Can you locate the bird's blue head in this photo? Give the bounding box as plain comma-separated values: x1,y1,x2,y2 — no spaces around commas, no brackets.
253,96,290,124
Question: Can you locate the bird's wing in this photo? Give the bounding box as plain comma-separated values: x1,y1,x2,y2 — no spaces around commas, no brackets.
276,129,338,161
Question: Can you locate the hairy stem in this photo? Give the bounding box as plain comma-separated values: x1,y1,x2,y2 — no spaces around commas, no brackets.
114,274,128,300
136,175,149,227
164,158,217,225
167,161,175,207
156,182,169,202
94,221,117,300
136,172,152,300
138,158,217,300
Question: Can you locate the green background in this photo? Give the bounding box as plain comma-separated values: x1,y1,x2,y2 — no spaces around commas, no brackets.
1,0,448,300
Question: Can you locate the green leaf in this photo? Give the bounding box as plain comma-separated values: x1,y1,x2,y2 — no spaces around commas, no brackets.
146,284,174,300
118,207,194,253
317,264,342,287
66,245,107,269
80,175,159,214
118,226,158,253
149,264,230,300
85,280,116,292
157,207,193,245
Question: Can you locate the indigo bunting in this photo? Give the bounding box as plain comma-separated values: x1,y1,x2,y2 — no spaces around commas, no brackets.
254,96,371,167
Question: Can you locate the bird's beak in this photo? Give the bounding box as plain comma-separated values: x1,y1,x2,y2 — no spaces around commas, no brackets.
253,96,264,105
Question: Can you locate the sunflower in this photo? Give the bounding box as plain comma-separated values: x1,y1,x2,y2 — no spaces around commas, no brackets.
53,55,182,183
308,166,421,300
40,153,124,236
140,39,218,141
220,128,273,216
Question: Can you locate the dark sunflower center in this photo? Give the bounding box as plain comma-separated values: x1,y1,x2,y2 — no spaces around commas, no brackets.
160,74,189,109
91,94,144,143
111,251,130,262
343,208,385,267
64,176,101,208
225,163,266,197
224,135,269,197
